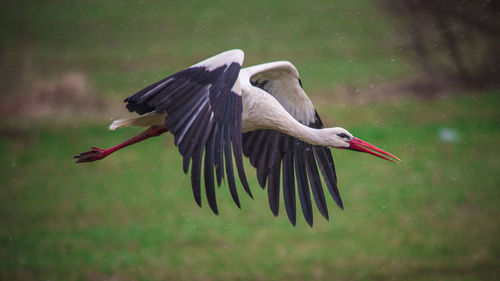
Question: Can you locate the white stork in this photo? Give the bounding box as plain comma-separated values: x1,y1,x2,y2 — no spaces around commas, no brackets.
75,49,399,226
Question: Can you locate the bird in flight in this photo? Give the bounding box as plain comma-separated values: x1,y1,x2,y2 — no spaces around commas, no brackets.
75,49,399,226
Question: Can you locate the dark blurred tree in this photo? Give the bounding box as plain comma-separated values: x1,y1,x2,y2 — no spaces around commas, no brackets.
380,0,500,88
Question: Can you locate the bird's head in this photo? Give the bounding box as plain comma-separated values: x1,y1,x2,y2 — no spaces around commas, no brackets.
323,127,400,163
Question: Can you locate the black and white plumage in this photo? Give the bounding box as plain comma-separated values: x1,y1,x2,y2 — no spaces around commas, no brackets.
75,49,399,226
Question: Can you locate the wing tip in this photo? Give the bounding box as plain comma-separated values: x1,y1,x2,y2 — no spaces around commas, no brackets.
271,207,279,217
247,190,254,199
194,198,202,208
338,201,344,210
334,194,344,210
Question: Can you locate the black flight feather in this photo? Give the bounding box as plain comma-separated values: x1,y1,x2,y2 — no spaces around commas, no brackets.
268,158,281,216
214,123,225,186
204,128,218,214
304,144,329,220
282,136,297,225
223,96,240,208
294,141,313,227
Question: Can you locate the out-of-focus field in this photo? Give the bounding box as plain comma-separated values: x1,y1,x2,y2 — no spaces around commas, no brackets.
1,93,500,281
1,1,499,280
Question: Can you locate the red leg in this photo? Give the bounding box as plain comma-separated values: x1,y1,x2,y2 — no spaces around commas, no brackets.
74,125,168,163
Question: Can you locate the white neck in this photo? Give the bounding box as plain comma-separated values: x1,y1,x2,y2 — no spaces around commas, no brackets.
276,118,327,146
242,95,329,146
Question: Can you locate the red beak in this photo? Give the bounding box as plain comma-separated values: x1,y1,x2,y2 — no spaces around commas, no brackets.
347,137,400,163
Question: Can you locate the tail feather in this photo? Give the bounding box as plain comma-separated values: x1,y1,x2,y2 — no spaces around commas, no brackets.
109,112,167,130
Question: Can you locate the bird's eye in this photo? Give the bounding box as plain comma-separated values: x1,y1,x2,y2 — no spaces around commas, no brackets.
337,133,349,139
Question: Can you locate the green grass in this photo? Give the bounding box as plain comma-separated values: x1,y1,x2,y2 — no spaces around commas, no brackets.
1,92,499,280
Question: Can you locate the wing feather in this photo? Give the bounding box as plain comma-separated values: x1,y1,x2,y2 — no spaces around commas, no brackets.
282,136,297,225
204,125,218,214
294,141,313,227
268,159,281,216
304,144,329,220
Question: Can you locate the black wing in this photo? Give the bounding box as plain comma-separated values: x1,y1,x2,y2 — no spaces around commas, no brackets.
242,113,342,227
243,62,343,226
124,50,251,214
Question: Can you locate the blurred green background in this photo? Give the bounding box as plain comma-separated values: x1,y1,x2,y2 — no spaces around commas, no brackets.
1,0,499,280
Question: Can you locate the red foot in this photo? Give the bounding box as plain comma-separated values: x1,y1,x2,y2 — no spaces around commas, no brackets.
74,147,110,163
74,125,168,164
